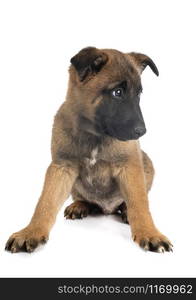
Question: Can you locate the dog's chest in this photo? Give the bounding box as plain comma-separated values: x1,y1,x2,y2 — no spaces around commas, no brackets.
80,148,115,194
75,147,124,214
85,147,99,167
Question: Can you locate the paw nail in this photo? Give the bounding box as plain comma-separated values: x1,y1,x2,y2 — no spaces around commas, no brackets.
158,246,165,253
11,248,17,253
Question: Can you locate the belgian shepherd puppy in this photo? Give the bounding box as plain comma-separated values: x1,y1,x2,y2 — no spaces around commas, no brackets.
6,47,173,253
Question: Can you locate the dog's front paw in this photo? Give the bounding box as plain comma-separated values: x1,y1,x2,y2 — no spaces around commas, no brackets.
5,226,48,253
133,231,173,253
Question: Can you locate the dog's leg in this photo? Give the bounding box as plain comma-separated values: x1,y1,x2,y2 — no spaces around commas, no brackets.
117,142,173,253
64,201,91,219
117,202,128,224
142,150,154,192
5,162,78,253
65,190,102,219
64,201,102,219
117,155,154,225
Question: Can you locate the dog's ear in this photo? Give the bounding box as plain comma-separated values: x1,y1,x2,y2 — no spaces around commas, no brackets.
70,47,108,81
128,52,159,76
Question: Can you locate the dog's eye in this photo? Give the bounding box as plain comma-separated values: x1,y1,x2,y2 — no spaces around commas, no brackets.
112,88,124,99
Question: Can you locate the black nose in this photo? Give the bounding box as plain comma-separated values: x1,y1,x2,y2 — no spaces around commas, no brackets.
134,127,146,137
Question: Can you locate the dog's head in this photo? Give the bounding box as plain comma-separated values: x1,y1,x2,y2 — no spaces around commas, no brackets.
69,47,159,141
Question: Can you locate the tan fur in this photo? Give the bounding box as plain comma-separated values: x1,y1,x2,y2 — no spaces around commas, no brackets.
6,47,172,253
6,163,78,252
117,142,170,247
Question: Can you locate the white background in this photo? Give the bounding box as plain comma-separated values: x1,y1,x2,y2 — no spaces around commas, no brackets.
0,0,196,277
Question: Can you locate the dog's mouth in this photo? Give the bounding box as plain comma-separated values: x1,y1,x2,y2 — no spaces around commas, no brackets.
98,121,146,141
106,127,146,141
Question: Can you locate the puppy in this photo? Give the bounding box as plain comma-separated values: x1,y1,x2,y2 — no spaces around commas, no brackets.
6,47,173,253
